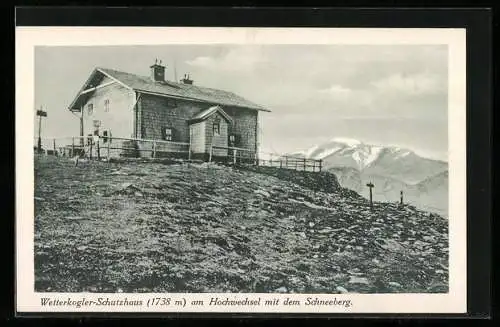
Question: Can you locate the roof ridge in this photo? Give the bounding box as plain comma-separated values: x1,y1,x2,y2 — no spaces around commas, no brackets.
189,105,233,124
94,66,269,112
100,67,228,91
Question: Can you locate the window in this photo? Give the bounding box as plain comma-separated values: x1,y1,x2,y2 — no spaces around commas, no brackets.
87,103,93,115
166,99,177,108
229,134,240,147
104,99,110,112
163,127,173,141
213,120,221,135
102,130,112,143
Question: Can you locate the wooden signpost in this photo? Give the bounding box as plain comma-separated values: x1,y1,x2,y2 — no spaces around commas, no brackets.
36,107,47,153
366,182,374,210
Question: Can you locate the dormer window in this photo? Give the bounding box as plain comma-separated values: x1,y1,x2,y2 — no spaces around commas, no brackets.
87,103,93,115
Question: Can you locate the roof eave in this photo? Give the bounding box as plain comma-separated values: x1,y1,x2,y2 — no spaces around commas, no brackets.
133,88,270,112
67,67,271,113
67,68,99,112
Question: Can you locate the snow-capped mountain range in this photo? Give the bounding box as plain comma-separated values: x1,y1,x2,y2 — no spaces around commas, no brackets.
289,137,449,216
289,137,447,184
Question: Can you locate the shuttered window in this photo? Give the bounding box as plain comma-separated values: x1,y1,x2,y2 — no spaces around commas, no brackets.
102,130,112,143
229,134,240,146
163,127,173,141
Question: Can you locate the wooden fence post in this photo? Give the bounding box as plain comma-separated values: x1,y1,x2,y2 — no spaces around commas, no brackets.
285,156,288,169
53,139,56,156
89,140,93,160
107,137,111,160
303,158,306,171
152,141,156,159
280,160,283,169
233,149,237,165
72,137,75,157
319,160,322,172
97,138,100,160
208,145,213,163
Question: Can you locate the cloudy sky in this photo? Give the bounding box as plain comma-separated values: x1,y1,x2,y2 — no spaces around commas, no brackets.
35,44,448,161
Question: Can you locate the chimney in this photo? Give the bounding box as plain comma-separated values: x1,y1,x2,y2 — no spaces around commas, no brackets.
181,73,193,85
150,59,166,82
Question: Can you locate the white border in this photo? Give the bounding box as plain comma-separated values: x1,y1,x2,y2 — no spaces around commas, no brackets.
16,27,466,314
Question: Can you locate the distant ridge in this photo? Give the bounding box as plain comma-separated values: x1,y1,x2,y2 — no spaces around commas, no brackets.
289,137,448,216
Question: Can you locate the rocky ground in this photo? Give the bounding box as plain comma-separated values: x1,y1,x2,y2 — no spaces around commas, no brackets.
34,155,448,293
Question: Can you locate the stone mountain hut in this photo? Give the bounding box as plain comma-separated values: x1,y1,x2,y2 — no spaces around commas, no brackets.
67,60,270,160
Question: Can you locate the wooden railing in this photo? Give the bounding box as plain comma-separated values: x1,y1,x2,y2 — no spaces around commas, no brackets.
35,137,322,172
35,136,190,160
210,145,322,172
259,154,323,172
210,145,256,164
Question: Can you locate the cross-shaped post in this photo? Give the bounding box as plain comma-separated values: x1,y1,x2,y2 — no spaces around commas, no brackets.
366,182,374,210
36,107,47,153
400,190,404,205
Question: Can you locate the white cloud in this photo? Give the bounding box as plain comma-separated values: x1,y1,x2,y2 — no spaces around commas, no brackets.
185,56,215,68
370,72,444,95
317,84,352,96
186,47,267,73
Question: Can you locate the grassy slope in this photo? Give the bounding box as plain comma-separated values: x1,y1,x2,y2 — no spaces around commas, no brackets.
34,156,448,293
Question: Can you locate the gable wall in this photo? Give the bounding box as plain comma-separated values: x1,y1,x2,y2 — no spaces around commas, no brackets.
204,112,229,156
81,76,136,138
